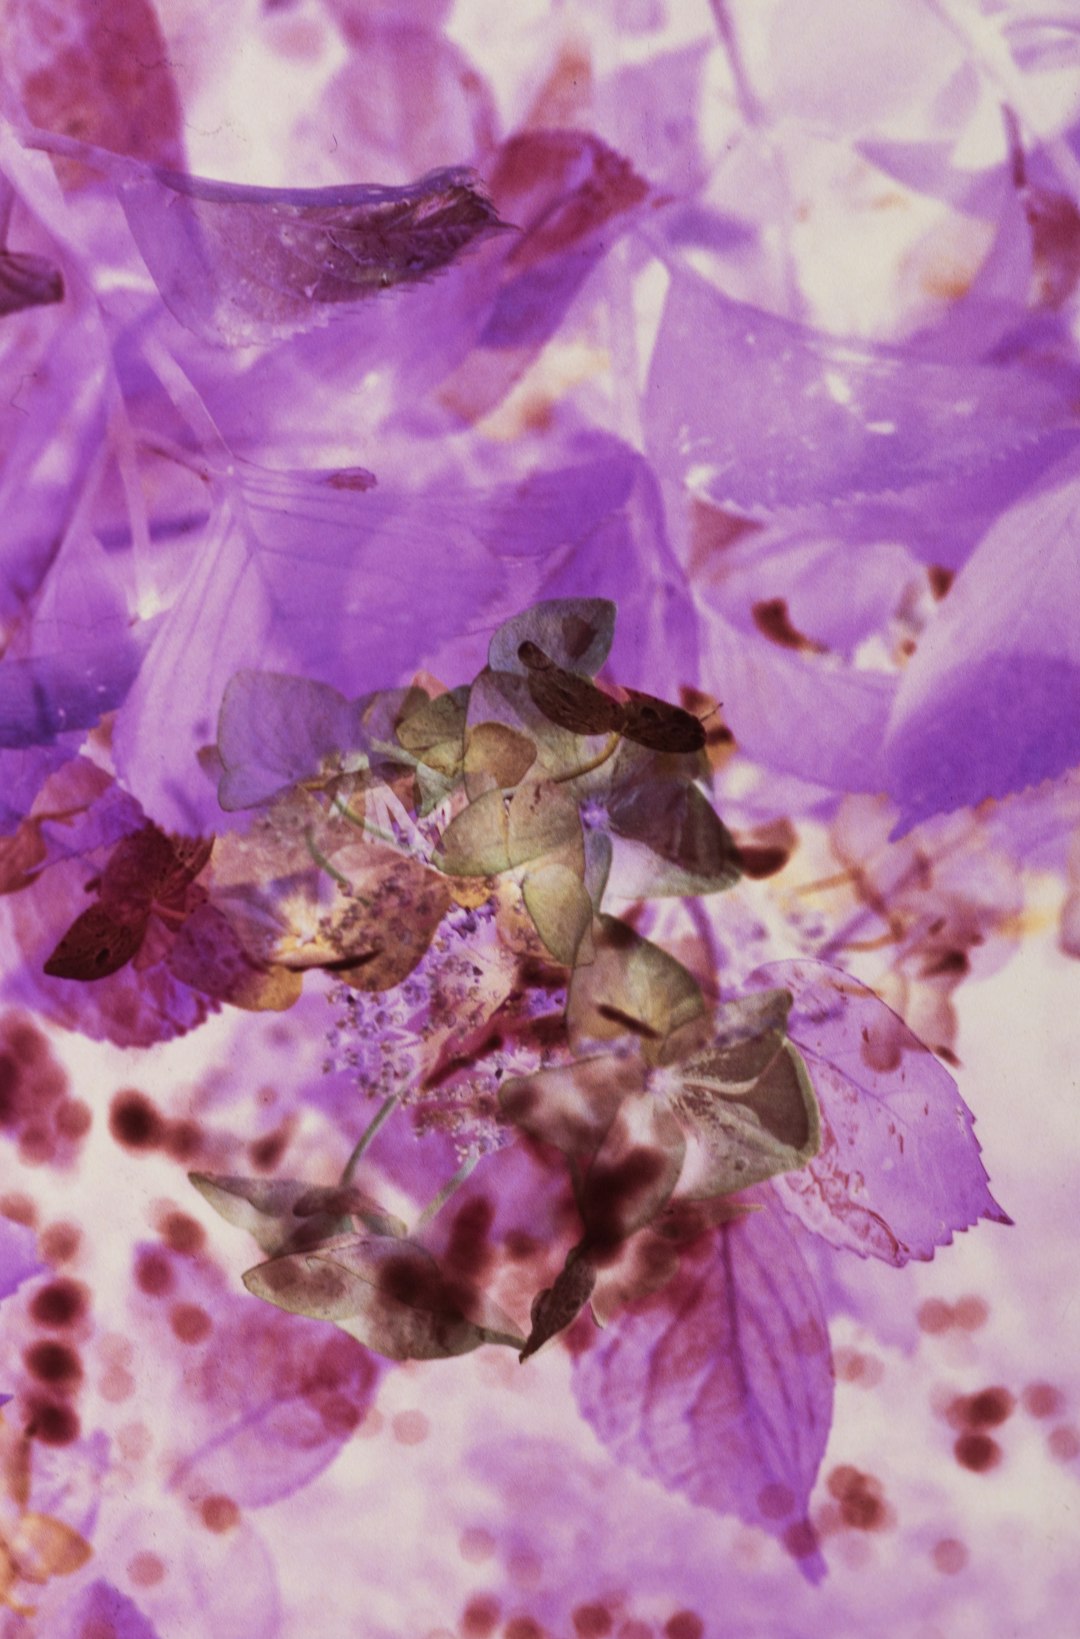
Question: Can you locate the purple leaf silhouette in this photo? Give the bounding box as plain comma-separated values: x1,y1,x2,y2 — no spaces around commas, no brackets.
574,1202,832,1581
69,1581,162,1639
752,961,1010,1264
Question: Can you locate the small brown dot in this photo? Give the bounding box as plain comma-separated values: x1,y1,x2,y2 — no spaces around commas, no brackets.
965,1387,1014,1428
200,1494,239,1533
30,1278,87,1328
160,1212,205,1255
27,1401,79,1444
665,1615,705,1639
917,1298,953,1334
932,1538,967,1575
109,1091,164,1151
782,1519,820,1560
170,1303,212,1344
134,1248,173,1297
39,1221,81,1263
0,1193,37,1226
461,1596,500,1639
459,1528,495,1563
573,1604,613,1637
165,1119,202,1161
128,1550,165,1587
1022,1382,1064,1419
24,1339,82,1389
1048,1425,1080,1462
55,1099,91,1139
954,1432,1001,1473
391,1409,430,1445
952,1295,989,1331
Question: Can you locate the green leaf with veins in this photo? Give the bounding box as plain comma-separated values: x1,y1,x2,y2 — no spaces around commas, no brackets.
243,1233,526,1361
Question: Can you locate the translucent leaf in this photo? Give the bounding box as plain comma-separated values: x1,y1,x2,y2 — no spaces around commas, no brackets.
518,644,626,736
672,1017,821,1199
487,599,616,677
42,902,147,981
573,1205,832,1581
521,861,593,966
0,249,63,317
434,787,510,876
189,1173,375,1255
111,157,508,345
244,1234,525,1361
883,469,1080,829
646,266,1078,511
11,1511,92,1581
578,1094,686,1250
500,1055,642,1165
462,719,536,794
520,1245,597,1360
606,777,742,898
166,903,303,1013
395,687,468,785
620,690,706,753
753,961,1011,1265
567,915,706,1060
216,671,361,812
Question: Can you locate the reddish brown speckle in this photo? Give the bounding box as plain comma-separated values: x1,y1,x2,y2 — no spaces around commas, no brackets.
30,1278,88,1328
751,598,825,653
0,1193,37,1226
165,1119,202,1162
40,1221,80,1263
461,1596,501,1639
249,1123,290,1171
459,1527,496,1563
573,1604,613,1637
917,1298,953,1334
664,1615,704,1639
160,1211,206,1255
782,1518,820,1561
134,1247,173,1296
954,1432,1002,1473
928,566,954,600
392,1409,430,1445
24,1339,82,1390
1048,1425,1080,1462
826,1465,892,1532
834,1347,884,1387
932,1537,968,1574
200,1495,240,1533
735,845,791,879
109,1090,164,1150
170,1303,213,1344
1022,1382,1063,1419
26,1401,79,1444
757,1482,796,1520
504,1620,543,1639
55,1099,91,1139
952,1294,989,1331
128,1550,165,1587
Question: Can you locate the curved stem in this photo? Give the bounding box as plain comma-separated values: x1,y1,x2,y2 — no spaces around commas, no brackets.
340,1093,401,1185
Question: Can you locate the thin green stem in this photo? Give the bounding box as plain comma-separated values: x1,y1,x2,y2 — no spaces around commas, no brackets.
340,1093,402,1184
304,828,352,888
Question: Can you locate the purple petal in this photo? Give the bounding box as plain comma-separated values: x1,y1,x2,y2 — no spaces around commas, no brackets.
0,1214,42,1298
66,1581,162,1639
884,466,1080,829
751,961,1010,1264
573,1203,833,1581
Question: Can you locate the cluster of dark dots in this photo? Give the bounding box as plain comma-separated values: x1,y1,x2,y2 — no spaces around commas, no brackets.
23,1275,89,1446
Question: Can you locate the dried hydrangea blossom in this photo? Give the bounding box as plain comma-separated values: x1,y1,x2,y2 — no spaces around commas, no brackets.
0,0,1076,1633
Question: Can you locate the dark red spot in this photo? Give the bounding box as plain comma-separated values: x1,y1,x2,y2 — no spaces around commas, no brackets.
249,1123,290,1171
200,1495,239,1533
160,1211,206,1255
24,1339,82,1389
954,1432,1002,1473
40,1221,80,1262
735,845,791,879
26,1400,79,1444
504,1620,543,1639
928,566,954,600
1022,1382,1064,1419
505,1230,540,1260
751,598,825,653
582,1147,668,1258
165,1119,202,1162
573,1604,613,1637
932,1537,967,1574
170,1303,213,1344
30,1278,88,1328
109,1090,164,1150
664,1614,704,1639
461,1595,501,1638
445,1196,495,1283
950,1387,1014,1429
826,1465,892,1531
134,1247,174,1296
594,1005,660,1039
921,949,969,978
